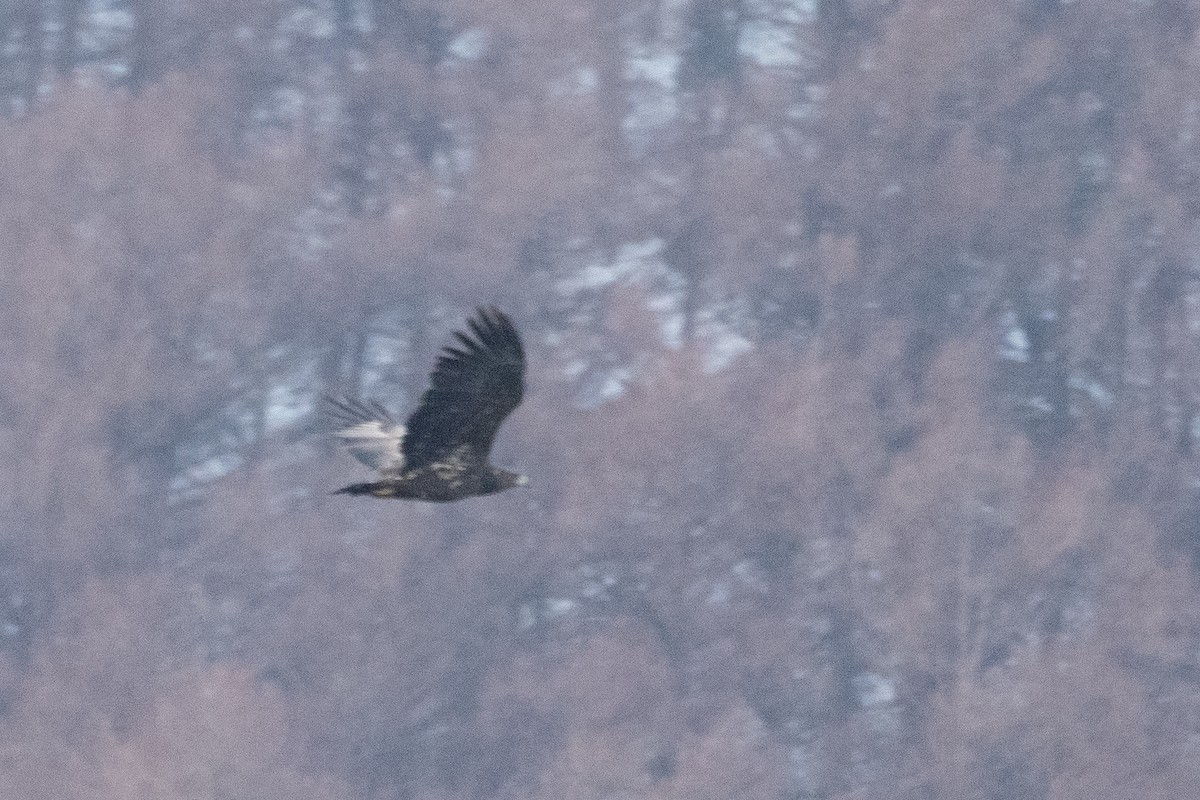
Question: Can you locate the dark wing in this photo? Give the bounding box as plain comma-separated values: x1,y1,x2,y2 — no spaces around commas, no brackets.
401,307,525,470
322,396,407,474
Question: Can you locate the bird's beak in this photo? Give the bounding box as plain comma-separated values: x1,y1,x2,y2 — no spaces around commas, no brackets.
515,474,530,486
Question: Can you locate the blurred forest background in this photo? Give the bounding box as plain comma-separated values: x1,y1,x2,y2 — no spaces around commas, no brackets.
2,0,1200,798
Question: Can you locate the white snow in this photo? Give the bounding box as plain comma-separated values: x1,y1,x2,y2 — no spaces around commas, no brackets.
264,354,319,433
623,45,681,148
575,365,635,409
549,66,599,98
448,28,489,61
852,672,897,708
998,310,1030,363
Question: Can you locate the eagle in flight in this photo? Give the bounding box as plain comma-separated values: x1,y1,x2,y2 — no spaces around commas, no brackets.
326,307,527,501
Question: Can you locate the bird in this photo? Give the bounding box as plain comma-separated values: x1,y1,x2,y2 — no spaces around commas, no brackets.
325,306,528,501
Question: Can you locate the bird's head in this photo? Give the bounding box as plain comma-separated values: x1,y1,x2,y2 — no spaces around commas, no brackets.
488,468,529,494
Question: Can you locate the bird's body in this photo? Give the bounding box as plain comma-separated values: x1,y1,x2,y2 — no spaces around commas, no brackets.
326,307,527,502
332,444,526,501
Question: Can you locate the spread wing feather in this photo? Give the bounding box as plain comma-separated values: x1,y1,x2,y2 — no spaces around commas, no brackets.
401,307,525,470
323,395,406,474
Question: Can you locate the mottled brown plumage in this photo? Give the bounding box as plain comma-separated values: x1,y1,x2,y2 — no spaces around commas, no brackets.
326,307,527,501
